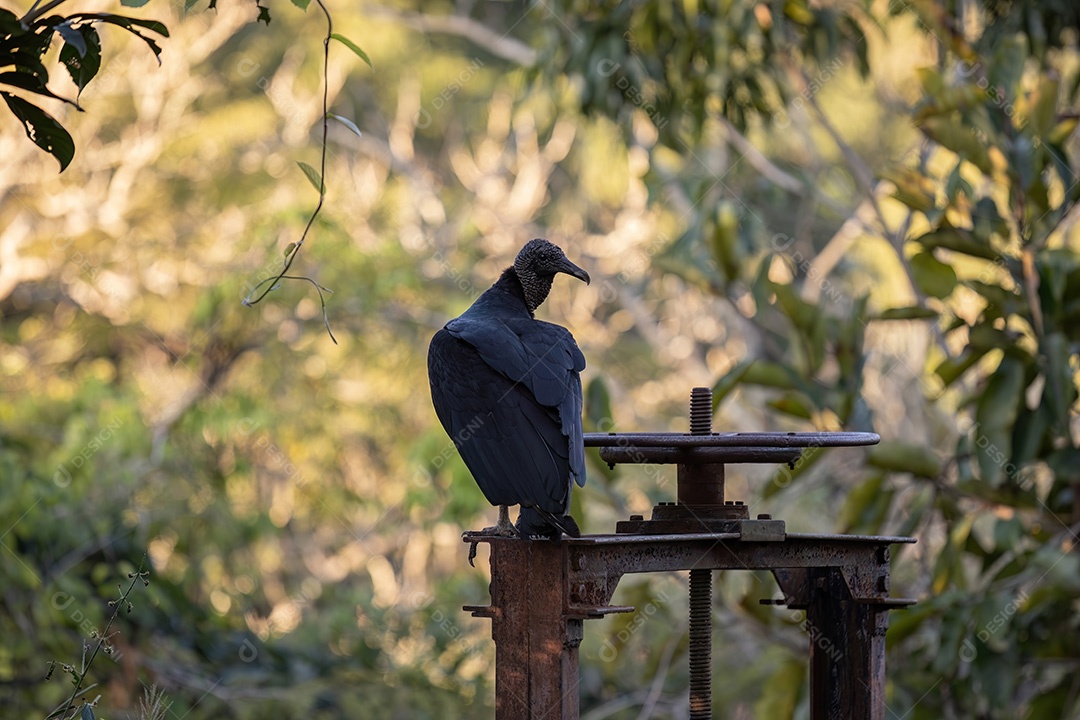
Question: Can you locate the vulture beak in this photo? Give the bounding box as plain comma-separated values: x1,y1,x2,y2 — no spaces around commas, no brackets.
558,257,591,285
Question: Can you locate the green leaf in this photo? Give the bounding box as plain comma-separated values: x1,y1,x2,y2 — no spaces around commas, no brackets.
55,23,87,56
1041,332,1073,437
916,226,999,261
752,658,804,720
70,13,169,37
1010,404,1048,467
69,13,169,63
933,346,986,388
740,361,800,390
327,112,362,138
331,33,373,69
866,441,942,479
972,356,1025,486
971,197,1008,242
883,167,936,212
59,26,101,96
709,200,740,281
910,250,957,298
297,161,325,194
765,444,825,498
283,242,297,258
1047,117,1079,145
766,391,814,420
711,359,754,409
1027,76,1058,139
919,115,993,175
992,516,1023,552
0,71,78,107
988,34,1026,105
1,92,74,171
585,376,613,431
840,473,894,534
873,306,939,321
290,0,312,9
120,0,151,6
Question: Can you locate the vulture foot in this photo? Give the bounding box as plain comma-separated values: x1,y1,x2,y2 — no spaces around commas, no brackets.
465,506,516,566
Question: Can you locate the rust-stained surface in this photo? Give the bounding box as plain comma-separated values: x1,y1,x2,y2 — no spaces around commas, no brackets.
462,388,915,719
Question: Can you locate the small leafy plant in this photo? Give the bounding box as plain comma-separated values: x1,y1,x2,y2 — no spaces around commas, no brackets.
45,560,151,720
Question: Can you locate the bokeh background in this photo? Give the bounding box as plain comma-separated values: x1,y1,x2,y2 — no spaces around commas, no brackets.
2,0,1080,718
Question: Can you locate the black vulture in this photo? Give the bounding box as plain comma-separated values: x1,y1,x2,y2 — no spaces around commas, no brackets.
427,239,590,540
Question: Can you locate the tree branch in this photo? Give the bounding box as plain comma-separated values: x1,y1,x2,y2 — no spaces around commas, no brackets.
366,7,538,67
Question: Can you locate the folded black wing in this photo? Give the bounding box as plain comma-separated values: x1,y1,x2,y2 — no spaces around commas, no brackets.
428,316,586,512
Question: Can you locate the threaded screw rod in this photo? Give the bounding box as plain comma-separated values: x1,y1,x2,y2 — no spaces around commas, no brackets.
688,387,713,719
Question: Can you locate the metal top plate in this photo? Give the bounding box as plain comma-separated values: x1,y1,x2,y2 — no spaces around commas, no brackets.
584,431,880,448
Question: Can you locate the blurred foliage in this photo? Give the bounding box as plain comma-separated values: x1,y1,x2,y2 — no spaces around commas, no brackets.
2,0,1079,719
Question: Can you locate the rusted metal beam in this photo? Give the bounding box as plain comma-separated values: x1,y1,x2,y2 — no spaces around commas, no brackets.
465,532,916,719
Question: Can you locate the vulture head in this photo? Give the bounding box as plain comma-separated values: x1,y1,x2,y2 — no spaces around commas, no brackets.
513,238,591,313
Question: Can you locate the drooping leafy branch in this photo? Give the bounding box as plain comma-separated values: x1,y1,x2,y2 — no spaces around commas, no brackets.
240,0,372,344
2,0,371,342
0,1,168,170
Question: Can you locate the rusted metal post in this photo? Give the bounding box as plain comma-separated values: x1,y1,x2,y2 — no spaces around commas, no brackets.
806,569,889,719
481,538,580,720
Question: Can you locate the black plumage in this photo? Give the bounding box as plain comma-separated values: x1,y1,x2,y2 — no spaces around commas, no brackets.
427,239,590,540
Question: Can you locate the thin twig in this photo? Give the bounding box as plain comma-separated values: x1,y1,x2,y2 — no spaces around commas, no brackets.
243,0,337,344
20,0,71,26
